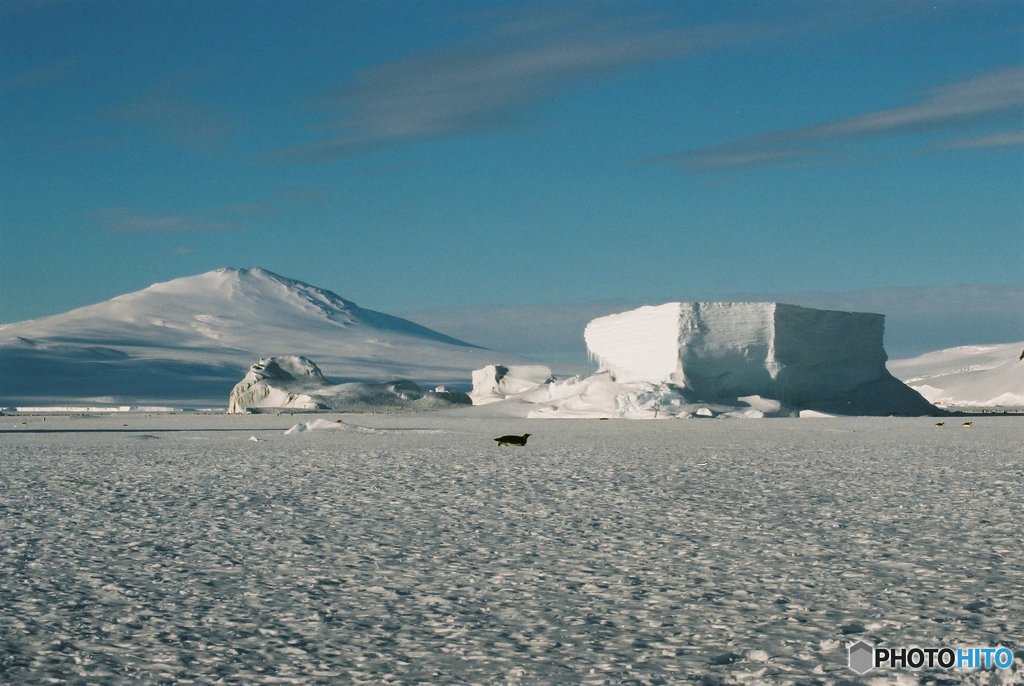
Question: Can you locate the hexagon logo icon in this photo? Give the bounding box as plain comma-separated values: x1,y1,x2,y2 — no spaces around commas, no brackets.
848,640,874,674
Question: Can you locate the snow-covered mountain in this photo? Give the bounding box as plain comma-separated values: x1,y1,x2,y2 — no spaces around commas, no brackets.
888,342,1024,409
0,268,512,407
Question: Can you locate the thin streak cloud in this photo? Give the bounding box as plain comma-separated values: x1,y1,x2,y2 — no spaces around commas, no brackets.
939,128,1024,150
805,66,1024,138
274,9,763,162
659,64,1024,171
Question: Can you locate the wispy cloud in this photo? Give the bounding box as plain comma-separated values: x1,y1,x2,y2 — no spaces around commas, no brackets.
107,74,236,152
939,128,1024,150
657,64,1024,171
273,7,763,162
95,207,243,234
805,66,1024,138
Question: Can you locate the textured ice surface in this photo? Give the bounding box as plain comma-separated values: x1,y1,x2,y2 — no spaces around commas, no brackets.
1,412,1021,684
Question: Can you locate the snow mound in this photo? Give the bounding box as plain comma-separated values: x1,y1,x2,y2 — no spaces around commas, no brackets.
471,368,798,420
229,356,472,414
889,342,1024,408
522,374,790,419
284,419,375,434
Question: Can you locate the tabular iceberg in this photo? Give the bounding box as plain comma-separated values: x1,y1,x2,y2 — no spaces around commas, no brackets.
586,302,889,404
584,302,936,416
476,302,938,418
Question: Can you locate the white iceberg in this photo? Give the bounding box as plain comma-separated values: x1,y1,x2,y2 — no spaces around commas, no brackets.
478,302,938,418
228,355,471,414
586,302,885,401
469,364,554,405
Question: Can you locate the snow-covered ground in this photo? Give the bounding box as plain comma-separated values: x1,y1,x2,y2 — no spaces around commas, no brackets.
1,410,1020,684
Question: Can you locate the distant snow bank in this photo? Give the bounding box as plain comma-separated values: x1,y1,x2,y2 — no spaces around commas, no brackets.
472,302,938,418
889,341,1024,408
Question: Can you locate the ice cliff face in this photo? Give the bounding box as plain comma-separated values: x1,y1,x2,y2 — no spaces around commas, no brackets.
585,302,898,405
229,356,471,414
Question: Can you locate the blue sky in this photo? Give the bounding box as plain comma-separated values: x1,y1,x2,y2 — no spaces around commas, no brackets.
2,0,1022,333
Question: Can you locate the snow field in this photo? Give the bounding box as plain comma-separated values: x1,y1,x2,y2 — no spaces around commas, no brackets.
889,342,1024,409
1,414,1021,684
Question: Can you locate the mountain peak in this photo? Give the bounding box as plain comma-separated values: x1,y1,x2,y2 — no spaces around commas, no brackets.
0,268,504,405
136,267,362,324
212,266,305,286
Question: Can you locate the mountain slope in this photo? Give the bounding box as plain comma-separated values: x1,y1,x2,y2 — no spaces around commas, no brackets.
888,342,1024,408
0,268,510,407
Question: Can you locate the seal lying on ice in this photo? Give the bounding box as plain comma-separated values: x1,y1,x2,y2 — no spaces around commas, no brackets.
494,433,531,447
